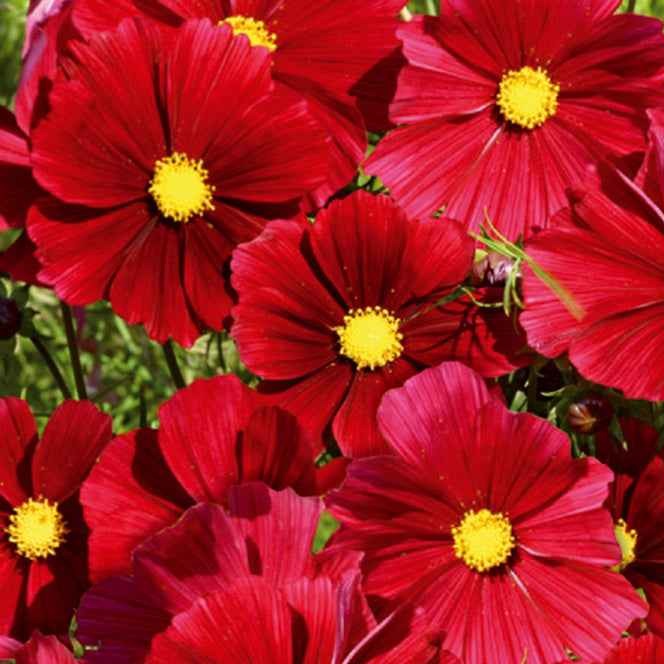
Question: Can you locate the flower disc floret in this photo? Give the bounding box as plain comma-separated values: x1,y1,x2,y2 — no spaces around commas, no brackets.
335,306,403,370
221,15,277,51
496,66,560,130
452,508,516,572
613,519,638,572
149,152,215,223
6,497,68,560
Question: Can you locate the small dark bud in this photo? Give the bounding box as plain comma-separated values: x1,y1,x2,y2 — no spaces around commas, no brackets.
471,251,515,287
568,394,613,434
0,298,21,340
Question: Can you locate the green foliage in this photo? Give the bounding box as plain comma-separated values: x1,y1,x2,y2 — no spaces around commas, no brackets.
0,0,28,106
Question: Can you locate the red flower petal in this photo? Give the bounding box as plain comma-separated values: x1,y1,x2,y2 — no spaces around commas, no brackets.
148,579,293,664
15,632,78,663
0,233,44,286
604,634,664,663
377,362,492,468
81,429,190,583
157,375,258,503
333,358,417,458
0,541,24,637
31,400,112,503
0,397,36,505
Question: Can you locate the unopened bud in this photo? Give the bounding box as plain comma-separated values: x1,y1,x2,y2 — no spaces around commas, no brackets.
568,394,612,434
0,298,21,340
471,251,515,287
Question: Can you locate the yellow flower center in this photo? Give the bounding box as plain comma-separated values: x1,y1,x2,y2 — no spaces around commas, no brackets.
496,66,560,130
335,306,403,370
613,519,638,572
452,508,516,572
149,152,215,223
6,497,68,561
221,15,277,51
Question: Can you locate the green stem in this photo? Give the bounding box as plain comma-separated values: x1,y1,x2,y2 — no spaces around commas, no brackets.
425,0,438,14
162,339,186,389
627,0,637,11
30,334,72,400
60,302,88,400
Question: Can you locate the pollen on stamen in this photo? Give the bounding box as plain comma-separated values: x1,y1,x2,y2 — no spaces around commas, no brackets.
149,152,215,224
220,15,278,52
335,306,403,371
452,508,516,573
6,496,68,561
496,65,560,130
612,519,638,572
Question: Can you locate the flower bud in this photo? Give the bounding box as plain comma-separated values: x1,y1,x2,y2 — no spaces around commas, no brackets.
0,298,21,340
568,394,612,434
471,251,515,287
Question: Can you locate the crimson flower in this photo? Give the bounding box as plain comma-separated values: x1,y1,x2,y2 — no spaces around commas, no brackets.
77,483,439,663
0,631,77,663
231,190,527,457
70,0,405,209
595,418,664,639
28,17,328,346
327,362,646,663
0,398,112,639
80,375,347,583
521,111,664,401
366,0,664,240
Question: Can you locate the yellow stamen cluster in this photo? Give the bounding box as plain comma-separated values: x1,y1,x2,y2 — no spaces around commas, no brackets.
613,519,638,572
335,306,404,370
149,152,215,223
496,66,560,130
452,508,516,573
6,497,68,561
221,15,277,52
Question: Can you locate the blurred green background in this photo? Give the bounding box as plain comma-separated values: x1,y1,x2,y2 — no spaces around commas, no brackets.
0,0,664,434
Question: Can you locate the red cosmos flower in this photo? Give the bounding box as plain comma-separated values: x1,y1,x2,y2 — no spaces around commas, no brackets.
603,633,664,663
521,111,664,401
77,483,441,663
231,190,527,458
594,418,664,639
0,398,112,640
365,0,664,240
28,17,328,347
326,362,646,663
80,375,348,583
0,631,78,663
69,0,405,209
0,108,42,284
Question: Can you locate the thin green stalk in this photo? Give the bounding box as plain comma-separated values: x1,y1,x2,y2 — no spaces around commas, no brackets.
30,334,72,400
162,339,186,390
60,302,88,400
425,0,438,15
627,0,637,12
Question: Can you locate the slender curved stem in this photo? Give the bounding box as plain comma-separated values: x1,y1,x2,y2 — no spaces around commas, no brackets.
162,339,186,390
30,334,72,400
60,302,88,400
627,0,637,11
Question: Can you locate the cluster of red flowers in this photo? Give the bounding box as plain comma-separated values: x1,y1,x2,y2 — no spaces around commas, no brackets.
2,0,664,661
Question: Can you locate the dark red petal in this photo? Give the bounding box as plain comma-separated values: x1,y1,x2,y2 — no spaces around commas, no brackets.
32,400,112,503
182,221,233,332
28,199,151,306
0,233,44,286
81,429,190,583
403,291,529,377
109,221,202,347
377,362,492,468
0,636,20,658
206,83,328,205
157,375,258,503
231,221,345,379
133,503,250,614
333,358,417,458
227,483,322,583
0,397,36,505
148,579,293,664
76,576,170,664
637,109,664,211
31,20,166,208
0,541,24,636
604,634,664,664
17,633,77,663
